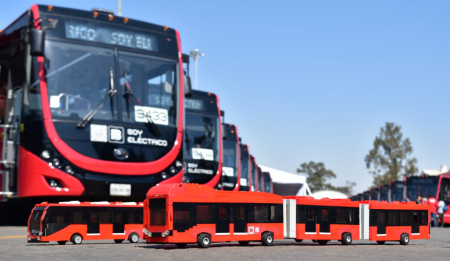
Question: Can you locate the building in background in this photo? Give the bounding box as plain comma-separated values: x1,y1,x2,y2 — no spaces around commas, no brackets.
259,165,311,196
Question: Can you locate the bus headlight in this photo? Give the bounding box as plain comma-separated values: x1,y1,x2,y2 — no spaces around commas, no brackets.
39,231,43,236
175,160,182,168
37,236,41,241
161,172,168,179
143,228,147,234
27,236,31,241
170,166,176,174
52,157,61,167
41,149,51,159
162,230,170,237
65,165,74,174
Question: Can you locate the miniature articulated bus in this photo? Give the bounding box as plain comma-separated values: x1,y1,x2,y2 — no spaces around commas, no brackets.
27,201,143,245
143,183,284,248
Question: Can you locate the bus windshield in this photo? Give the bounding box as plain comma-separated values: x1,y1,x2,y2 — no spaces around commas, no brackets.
251,158,256,191
240,148,249,184
184,113,219,162
406,176,439,201
380,185,389,201
263,173,271,192
222,140,238,177
439,178,450,205
391,181,404,202
29,209,44,236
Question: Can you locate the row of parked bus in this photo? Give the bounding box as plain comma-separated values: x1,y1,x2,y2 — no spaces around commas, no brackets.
27,183,431,247
0,4,272,205
350,173,450,225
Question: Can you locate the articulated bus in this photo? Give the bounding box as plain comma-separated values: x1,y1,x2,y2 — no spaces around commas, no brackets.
184,90,222,189
0,5,188,204
390,180,405,202
379,184,389,202
405,173,450,224
221,123,240,191
262,171,273,193
370,187,379,201
257,166,264,192
28,201,143,244
143,183,284,248
250,155,257,192
239,143,251,191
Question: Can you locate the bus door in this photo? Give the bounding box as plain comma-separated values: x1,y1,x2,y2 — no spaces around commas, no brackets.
411,211,419,234
113,211,125,234
217,204,230,234
234,204,246,233
319,207,330,234
305,206,318,234
87,211,99,234
377,211,386,235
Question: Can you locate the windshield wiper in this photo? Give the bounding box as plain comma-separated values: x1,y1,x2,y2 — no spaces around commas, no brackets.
77,68,117,128
122,70,161,136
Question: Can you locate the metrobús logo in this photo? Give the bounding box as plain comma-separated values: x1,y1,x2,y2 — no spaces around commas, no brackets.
126,128,167,147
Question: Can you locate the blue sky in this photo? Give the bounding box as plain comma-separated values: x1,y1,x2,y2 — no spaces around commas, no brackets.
2,1,450,193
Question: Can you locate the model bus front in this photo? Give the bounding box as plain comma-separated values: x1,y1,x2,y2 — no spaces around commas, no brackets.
221,123,240,191
184,91,222,188
239,144,251,191
1,5,185,199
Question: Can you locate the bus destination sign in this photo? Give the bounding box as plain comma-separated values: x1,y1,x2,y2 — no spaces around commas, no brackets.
185,98,204,111
65,21,159,52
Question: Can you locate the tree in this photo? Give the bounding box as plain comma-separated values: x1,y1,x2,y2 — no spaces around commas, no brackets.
365,122,418,187
297,161,356,196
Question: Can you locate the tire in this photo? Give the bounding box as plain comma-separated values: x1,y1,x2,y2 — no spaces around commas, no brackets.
317,240,328,245
294,239,303,243
238,241,250,246
400,233,410,245
261,232,274,246
377,241,385,245
114,239,124,243
341,233,352,245
197,234,211,248
57,241,66,245
128,233,139,243
71,234,82,245
176,243,187,248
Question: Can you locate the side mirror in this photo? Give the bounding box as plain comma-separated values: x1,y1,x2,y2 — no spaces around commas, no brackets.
30,29,45,57
184,74,193,97
222,124,227,140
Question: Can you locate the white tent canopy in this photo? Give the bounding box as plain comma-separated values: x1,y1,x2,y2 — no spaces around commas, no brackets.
259,165,311,196
310,190,348,199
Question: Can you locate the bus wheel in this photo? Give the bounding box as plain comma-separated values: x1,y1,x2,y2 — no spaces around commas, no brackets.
317,240,328,245
129,233,140,243
71,234,83,245
57,241,66,245
197,234,211,248
238,241,250,246
376,241,385,245
294,239,303,243
176,243,187,248
261,232,274,246
114,240,124,243
341,233,352,245
400,233,410,245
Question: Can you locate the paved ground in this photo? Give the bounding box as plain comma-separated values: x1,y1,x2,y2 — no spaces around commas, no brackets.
0,226,449,261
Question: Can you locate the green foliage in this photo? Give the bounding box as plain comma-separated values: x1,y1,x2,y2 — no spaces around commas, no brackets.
297,161,356,195
365,122,418,187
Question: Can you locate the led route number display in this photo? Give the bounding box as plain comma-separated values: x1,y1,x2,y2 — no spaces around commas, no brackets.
65,22,159,52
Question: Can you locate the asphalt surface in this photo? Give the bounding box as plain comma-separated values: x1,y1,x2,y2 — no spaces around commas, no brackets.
0,226,449,261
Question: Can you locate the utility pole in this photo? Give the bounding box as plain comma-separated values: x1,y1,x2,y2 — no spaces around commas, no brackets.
118,0,122,16
189,49,204,90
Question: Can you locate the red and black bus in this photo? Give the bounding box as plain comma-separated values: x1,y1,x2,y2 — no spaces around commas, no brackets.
405,173,450,224
28,201,143,244
379,184,389,202
221,123,240,191
0,5,188,201
370,187,379,201
184,90,222,189
390,180,405,202
262,171,273,193
143,183,284,248
250,155,257,192
239,143,251,191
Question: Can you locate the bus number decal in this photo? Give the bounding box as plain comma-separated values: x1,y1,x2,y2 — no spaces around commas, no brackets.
134,106,169,125
222,167,234,177
192,148,214,161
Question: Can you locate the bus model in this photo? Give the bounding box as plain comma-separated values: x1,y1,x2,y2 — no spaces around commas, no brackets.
283,197,430,245
370,187,379,201
27,201,143,244
0,5,189,201
257,166,264,192
239,143,251,191
379,184,389,202
221,123,240,191
405,173,450,224
143,183,284,248
250,155,258,192
184,90,223,189
262,171,273,193
390,180,405,202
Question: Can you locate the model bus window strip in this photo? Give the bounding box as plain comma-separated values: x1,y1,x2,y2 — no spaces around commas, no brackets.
368,209,428,227
296,205,359,225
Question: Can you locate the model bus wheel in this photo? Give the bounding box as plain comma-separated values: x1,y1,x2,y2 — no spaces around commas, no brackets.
197,234,211,248
400,233,409,245
317,240,328,245
57,241,67,245
294,239,303,243
341,233,352,245
129,233,140,243
71,234,82,245
176,243,188,248
114,239,124,243
376,241,385,245
238,241,250,246
261,232,274,246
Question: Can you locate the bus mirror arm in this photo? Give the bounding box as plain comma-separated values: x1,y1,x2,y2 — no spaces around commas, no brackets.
29,19,58,58
184,74,193,98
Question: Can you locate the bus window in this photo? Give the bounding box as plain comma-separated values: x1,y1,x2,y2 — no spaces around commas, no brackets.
236,206,245,220
72,212,84,224
336,208,346,223
174,210,189,222
270,206,277,222
420,211,428,225
254,205,268,222
197,205,213,222
298,206,306,223
219,206,227,220
388,211,398,226
308,209,314,221
322,209,329,221
90,213,98,223
99,212,111,224
115,212,123,223
400,211,410,225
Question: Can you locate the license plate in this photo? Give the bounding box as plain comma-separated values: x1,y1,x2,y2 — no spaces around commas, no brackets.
110,184,131,196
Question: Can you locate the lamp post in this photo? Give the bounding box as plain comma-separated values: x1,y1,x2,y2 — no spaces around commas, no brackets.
118,0,122,16
190,49,204,90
